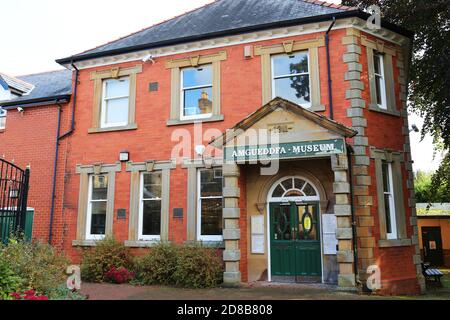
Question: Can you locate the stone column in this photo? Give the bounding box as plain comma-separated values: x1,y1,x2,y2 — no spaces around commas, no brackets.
331,154,356,288
222,163,241,285
397,48,426,292
342,27,375,286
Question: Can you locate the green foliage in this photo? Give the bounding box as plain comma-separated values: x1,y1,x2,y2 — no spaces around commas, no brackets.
134,243,178,285
0,254,23,300
0,238,68,295
134,243,223,288
343,0,450,211
80,237,133,283
46,284,87,300
414,170,449,203
172,244,223,288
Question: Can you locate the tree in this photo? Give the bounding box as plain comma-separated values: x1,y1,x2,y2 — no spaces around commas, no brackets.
342,0,450,202
414,170,449,203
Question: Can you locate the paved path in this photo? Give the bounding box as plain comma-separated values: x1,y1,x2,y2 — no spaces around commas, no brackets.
79,282,387,300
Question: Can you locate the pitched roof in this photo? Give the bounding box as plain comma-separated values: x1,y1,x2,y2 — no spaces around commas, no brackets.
57,0,360,64
0,69,72,108
0,72,34,95
210,97,357,148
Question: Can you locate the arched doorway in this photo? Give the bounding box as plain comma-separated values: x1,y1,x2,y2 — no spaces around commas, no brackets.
267,176,322,282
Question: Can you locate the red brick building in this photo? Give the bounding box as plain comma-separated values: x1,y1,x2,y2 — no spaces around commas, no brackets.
1,0,425,295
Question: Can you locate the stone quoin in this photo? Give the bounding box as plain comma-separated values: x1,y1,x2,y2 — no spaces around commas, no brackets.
0,0,424,295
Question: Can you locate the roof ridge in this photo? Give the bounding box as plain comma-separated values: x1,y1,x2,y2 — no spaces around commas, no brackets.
16,68,70,78
75,0,217,57
0,71,34,89
300,0,357,11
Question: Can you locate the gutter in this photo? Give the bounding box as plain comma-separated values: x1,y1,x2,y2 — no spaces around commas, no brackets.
48,63,79,244
325,16,336,120
1,95,71,109
56,10,413,65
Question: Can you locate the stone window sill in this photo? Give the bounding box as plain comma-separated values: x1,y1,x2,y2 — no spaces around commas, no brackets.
72,240,98,247
184,240,225,248
88,123,138,134
124,240,171,248
167,114,224,126
369,104,401,117
378,238,412,248
0,129,5,133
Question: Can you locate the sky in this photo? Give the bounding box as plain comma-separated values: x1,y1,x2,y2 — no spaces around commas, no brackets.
0,0,442,172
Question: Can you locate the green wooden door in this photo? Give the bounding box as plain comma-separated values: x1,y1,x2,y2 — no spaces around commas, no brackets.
270,202,321,277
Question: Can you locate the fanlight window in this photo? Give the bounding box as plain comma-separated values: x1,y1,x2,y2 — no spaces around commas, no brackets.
271,177,318,198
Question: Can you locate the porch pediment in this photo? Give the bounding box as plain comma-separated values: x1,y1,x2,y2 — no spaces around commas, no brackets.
210,97,357,154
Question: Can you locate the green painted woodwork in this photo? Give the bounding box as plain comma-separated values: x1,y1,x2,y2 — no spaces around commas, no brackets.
270,202,321,277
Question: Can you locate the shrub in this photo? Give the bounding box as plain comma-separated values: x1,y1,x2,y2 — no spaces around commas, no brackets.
0,254,23,300
46,284,87,300
134,243,179,285
172,245,223,288
0,238,68,295
105,267,135,284
10,289,48,300
135,243,223,288
80,237,133,282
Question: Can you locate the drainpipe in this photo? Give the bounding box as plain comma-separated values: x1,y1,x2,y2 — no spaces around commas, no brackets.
346,143,359,286
325,16,336,120
48,105,62,244
48,63,79,244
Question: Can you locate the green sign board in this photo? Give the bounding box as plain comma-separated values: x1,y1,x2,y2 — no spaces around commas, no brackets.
224,139,345,162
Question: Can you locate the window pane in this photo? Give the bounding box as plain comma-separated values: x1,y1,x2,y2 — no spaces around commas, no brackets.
92,175,108,200
373,54,381,75
201,198,223,236
375,75,383,106
183,87,213,116
142,199,161,236
273,53,309,77
272,184,285,197
182,65,212,88
90,201,106,235
294,178,305,190
281,178,292,190
105,78,129,98
143,172,162,199
384,194,392,233
105,97,129,124
200,169,222,197
382,162,390,192
303,183,317,196
274,75,310,106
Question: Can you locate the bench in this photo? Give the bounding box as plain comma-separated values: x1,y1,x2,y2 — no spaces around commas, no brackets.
422,263,444,284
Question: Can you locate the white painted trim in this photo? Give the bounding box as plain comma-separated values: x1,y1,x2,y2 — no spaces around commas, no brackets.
385,162,398,240
271,51,312,109
374,53,387,110
138,172,162,241
197,168,223,242
85,175,106,241
66,18,409,71
100,77,130,129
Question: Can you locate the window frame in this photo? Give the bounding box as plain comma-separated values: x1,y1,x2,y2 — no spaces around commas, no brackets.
373,52,387,110
382,161,398,239
0,109,6,129
86,174,108,241
196,168,224,242
138,172,162,241
100,76,130,129
180,65,213,121
270,51,312,108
